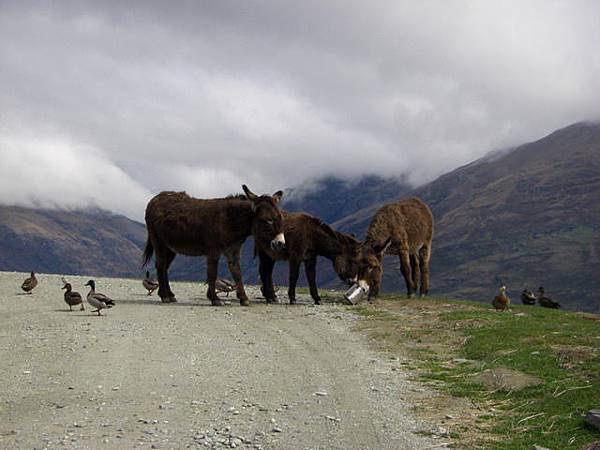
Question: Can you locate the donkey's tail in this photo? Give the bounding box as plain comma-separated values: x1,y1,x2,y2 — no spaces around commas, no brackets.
142,237,154,268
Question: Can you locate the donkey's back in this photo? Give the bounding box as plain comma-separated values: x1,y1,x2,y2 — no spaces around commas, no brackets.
369,197,433,252
145,191,252,256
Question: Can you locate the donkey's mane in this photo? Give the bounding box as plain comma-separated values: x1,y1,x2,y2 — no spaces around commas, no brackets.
225,194,248,200
309,216,354,243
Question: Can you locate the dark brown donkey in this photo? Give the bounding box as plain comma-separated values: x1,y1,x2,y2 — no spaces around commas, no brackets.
256,212,361,305
356,197,433,299
143,185,285,305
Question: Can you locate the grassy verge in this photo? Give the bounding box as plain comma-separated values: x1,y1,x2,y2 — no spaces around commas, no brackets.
350,296,600,449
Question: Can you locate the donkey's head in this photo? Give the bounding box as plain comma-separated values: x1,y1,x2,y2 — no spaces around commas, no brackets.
242,185,285,250
355,237,392,292
331,233,362,285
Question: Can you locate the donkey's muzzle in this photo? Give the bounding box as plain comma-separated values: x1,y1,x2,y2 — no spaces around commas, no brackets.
270,233,286,250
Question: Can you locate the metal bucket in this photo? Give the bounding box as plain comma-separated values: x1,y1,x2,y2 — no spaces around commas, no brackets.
344,284,366,305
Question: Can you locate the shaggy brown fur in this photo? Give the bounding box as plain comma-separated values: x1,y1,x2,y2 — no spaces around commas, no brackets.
357,197,434,299
143,185,284,305
256,212,361,305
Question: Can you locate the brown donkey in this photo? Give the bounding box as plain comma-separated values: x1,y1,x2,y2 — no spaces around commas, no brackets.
143,185,285,305
256,212,361,305
356,197,433,299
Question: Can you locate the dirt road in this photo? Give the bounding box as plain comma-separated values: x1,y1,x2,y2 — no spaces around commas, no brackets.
0,272,441,450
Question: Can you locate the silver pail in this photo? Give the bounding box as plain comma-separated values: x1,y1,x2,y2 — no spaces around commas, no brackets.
344,284,366,305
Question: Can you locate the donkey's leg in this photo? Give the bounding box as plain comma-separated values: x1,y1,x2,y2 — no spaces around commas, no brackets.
287,259,301,304
368,268,382,301
225,246,250,306
258,250,277,303
399,249,416,298
305,255,322,305
410,253,420,295
258,250,268,297
206,254,224,306
264,257,277,303
155,245,176,303
163,250,177,302
419,244,431,296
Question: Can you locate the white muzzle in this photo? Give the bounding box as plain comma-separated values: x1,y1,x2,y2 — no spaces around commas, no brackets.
270,233,286,250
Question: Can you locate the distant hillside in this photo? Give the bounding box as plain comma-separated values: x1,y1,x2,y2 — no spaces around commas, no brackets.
330,122,600,311
0,207,147,277
283,175,410,223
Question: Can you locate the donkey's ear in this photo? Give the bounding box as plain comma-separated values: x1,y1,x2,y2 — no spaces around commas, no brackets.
373,237,392,255
242,185,257,200
272,190,283,204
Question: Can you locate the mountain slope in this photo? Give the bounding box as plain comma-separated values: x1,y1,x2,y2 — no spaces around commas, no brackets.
0,207,147,277
332,122,600,311
283,175,410,223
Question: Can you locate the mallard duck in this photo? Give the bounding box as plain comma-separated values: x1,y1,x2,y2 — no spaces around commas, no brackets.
521,289,537,305
492,285,510,311
61,282,84,311
215,277,236,296
21,271,38,294
143,271,159,295
84,280,115,316
537,287,561,309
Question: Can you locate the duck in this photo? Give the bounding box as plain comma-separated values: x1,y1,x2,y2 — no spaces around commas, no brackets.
21,271,38,294
492,285,510,311
143,271,159,295
84,280,115,316
537,287,561,309
61,281,84,311
215,277,236,296
520,289,537,305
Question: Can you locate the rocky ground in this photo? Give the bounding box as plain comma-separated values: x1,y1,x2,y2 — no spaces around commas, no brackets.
0,271,447,450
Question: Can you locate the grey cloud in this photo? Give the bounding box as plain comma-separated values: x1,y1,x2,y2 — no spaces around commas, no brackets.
1,1,599,220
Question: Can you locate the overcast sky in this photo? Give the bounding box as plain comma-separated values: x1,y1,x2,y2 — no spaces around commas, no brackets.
1,1,599,220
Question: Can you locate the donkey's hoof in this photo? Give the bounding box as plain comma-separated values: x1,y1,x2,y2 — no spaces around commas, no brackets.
266,297,280,304
407,293,416,299
240,298,250,307
211,299,224,306
160,296,174,303
313,299,322,306
289,298,297,305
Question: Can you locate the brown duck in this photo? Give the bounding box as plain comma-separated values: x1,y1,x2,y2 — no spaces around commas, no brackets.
21,272,38,294
142,271,159,295
492,285,510,311
62,282,84,311
537,287,561,309
520,289,537,305
214,278,236,296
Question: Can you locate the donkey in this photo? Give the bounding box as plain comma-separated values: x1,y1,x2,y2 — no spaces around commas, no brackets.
143,185,285,305
256,211,361,305
356,197,433,299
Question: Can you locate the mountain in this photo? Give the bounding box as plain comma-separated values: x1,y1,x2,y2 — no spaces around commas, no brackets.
283,175,410,223
0,206,147,277
329,122,600,311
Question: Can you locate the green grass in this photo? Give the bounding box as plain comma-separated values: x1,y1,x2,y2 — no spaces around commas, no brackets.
350,298,600,449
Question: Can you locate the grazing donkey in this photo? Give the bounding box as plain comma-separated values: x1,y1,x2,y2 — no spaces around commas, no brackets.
356,197,433,299
143,185,285,305
256,212,361,305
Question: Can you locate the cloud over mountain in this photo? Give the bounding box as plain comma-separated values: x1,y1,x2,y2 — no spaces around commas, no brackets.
1,1,599,219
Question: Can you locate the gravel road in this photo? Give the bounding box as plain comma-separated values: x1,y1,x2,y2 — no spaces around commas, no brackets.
0,271,441,450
